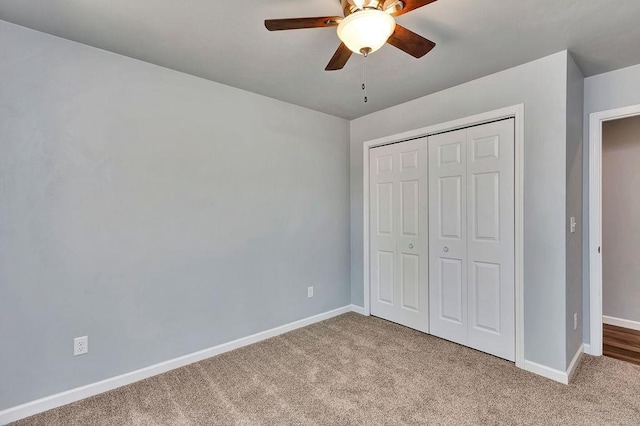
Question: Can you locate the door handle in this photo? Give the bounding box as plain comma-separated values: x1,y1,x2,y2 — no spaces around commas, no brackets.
443,246,449,252
408,243,414,249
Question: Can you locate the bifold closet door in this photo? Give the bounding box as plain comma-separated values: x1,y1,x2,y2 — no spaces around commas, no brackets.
428,119,515,361
369,138,429,333
466,121,515,361
427,129,468,345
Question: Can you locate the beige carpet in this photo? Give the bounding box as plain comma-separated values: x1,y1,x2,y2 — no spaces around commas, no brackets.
13,313,640,425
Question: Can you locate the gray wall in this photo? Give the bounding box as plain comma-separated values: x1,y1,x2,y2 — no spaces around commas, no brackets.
0,21,351,410
602,116,640,323
351,51,571,371
582,63,640,343
565,54,584,365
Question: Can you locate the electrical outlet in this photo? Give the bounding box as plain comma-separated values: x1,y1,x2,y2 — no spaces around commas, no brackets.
74,336,88,356
573,313,578,330
307,286,313,298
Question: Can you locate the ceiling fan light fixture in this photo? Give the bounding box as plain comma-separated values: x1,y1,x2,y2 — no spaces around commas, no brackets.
337,9,396,55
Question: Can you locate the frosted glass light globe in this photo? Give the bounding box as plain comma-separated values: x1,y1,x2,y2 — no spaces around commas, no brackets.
337,9,396,55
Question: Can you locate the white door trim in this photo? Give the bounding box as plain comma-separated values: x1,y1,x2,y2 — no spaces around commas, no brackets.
362,104,525,369
588,104,640,356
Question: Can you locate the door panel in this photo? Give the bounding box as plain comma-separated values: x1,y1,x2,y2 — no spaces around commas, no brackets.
472,261,501,333
429,119,514,361
467,119,515,361
439,176,463,238
370,138,429,332
401,150,419,170
371,144,397,318
438,141,462,166
472,172,500,241
377,154,393,174
401,180,419,236
377,251,395,304
429,129,467,345
401,253,420,311
377,183,393,235
440,258,463,323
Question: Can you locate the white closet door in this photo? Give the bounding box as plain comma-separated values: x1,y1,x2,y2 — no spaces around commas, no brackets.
370,138,429,332
428,119,515,361
466,120,515,361
428,129,468,345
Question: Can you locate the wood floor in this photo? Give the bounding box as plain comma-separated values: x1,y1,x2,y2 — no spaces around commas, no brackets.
603,323,640,365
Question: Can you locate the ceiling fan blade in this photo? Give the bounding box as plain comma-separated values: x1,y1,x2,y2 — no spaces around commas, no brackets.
387,25,435,58
325,43,353,71
265,17,342,31
388,0,438,17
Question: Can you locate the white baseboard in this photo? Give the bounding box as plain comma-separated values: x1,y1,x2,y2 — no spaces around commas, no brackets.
583,343,592,355
350,304,366,315
524,360,569,384
566,344,584,383
0,305,357,425
524,344,583,385
603,315,640,331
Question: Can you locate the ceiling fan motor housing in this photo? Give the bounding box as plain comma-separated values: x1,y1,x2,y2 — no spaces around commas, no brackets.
341,0,403,16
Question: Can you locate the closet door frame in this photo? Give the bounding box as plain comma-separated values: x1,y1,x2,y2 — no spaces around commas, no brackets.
362,104,525,370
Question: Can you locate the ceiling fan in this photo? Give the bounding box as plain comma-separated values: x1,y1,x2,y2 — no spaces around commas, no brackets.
265,0,438,71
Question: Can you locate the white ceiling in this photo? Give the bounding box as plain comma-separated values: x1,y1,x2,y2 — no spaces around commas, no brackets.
1,0,640,119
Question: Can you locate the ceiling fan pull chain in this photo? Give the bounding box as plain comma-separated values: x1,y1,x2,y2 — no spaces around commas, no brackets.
362,50,368,103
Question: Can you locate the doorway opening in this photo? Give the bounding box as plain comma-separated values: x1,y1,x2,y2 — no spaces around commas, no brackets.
589,104,640,360
599,115,640,365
